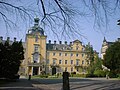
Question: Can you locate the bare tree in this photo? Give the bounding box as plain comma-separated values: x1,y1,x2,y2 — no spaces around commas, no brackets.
0,0,120,39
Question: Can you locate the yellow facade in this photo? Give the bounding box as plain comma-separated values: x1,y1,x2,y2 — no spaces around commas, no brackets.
25,18,47,75
24,18,90,75
46,40,88,75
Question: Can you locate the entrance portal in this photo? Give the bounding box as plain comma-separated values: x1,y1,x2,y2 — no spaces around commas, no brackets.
52,67,56,75
33,67,38,75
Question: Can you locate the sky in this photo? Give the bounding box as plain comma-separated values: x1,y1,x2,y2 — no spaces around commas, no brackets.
0,0,120,57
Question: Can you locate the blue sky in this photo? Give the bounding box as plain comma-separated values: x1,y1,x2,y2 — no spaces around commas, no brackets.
0,0,120,56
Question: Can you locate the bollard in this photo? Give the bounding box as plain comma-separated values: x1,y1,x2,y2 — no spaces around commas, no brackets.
63,72,70,90
28,74,31,80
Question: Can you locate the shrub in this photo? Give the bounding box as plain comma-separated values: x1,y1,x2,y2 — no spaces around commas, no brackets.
34,75,48,78
94,70,106,77
70,74,86,77
86,74,97,77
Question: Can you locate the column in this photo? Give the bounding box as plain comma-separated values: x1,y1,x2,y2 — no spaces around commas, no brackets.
31,67,33,75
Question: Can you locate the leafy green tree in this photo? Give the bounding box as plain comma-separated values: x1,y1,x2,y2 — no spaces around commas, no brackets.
88,56,102,76
94,70,105,77
85,43,94,63
103,41,120,77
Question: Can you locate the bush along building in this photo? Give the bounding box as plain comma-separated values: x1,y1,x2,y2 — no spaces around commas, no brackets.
23,17,95,76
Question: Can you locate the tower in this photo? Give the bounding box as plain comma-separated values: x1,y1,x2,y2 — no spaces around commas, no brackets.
25,17,47,75
101,37,108,59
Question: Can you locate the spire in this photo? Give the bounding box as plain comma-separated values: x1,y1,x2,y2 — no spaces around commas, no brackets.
103,37,106,42
34,17,40,26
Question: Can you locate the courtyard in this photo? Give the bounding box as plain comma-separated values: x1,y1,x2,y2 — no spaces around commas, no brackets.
0,76,120,90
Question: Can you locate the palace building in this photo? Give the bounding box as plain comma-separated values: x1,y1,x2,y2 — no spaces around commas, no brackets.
0,18,92,76
23,17,92,76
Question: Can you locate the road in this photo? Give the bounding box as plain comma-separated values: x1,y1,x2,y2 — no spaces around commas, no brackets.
0,77,120,90
32,78,120,90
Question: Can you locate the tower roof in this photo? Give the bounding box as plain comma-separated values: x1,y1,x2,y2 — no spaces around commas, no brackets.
27,17,44,35
34,17,40,26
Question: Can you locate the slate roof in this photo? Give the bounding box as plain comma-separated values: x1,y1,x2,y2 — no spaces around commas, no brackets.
46,43,72,51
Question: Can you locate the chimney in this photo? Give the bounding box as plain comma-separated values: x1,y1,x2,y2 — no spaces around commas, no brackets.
49,40,51,44
70,42,72,45
0,36,3,43
118,38,120,42
65,41,67,45
59,41,62,44
14,37,16,42
7,37,10,41
54,41,56,44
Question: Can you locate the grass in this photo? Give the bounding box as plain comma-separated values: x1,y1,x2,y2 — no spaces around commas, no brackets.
31,74,62,79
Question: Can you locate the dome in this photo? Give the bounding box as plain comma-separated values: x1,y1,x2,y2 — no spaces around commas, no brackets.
27,17,44,35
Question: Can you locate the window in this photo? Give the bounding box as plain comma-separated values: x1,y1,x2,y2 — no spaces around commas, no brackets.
76,59,79,65
82,48,84,51
59,60,62,64
35,35,38,42
82,54,84,57
71,67,73,72
65,67,67,72
76,53,79,57
34,45,39,52
76,47,79,50
53,59,56,65
65,60,67,64
71,60,73,64
76,68,79,71
82,69,86,73
71,53,73,56
65,53,67,56
59,53,62,56
87,61,90,64
53,52,56,56
33,54,39,63
82,60,84,64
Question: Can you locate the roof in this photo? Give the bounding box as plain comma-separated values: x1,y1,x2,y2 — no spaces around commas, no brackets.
46,43,71,51
27,18,44,35
73,40,82,44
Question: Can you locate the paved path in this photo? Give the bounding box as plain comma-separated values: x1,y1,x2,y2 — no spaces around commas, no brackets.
32,78,120,90
0,76,39,90
0,77,120,90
